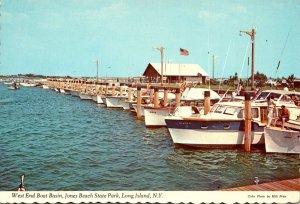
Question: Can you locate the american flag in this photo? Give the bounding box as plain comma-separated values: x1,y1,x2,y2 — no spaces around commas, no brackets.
180,48,189,56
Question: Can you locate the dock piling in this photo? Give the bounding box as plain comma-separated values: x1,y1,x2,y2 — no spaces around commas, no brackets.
175,88,181,108
154,87,159,108
163,88,168,106
127,84,132,101
244,92,252,152
137,85,142,119
204,91,210,115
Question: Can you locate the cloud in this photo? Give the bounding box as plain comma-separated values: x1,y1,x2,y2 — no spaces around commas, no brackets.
232,5,247,14
198,10,227,22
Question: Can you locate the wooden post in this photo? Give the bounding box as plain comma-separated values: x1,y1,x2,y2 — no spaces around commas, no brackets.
163,88,168,106
105,83,108,96
112,83,115,96
96,82,100,94
204,91,211,115
83,81,86,93
99,83,103,95
175,88,181,108
86,82,90,94
154,87,159,108
244,92,252,152
150,87,154,104
137,85,142,119
127,84,132,101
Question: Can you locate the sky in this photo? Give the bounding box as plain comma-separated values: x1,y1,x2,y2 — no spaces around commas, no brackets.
0,0,299,78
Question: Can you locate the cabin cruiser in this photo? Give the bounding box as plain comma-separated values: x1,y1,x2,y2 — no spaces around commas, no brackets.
144,88,220,127
165,89,300,148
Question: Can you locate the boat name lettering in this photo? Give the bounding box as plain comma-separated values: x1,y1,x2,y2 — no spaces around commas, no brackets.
179,122,191,125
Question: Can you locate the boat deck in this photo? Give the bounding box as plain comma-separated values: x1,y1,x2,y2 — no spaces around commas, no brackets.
222,178,300,191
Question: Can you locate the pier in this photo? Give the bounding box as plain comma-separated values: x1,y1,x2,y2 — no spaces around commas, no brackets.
222,178,300,191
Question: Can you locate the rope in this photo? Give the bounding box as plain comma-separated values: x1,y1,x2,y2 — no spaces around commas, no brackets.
218,39,232,93
275,28,291,78
237,39,251,90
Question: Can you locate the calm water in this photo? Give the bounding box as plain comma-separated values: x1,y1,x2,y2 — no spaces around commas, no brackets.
0,84,300,191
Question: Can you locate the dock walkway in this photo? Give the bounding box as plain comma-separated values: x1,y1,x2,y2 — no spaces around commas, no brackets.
222,178,300,191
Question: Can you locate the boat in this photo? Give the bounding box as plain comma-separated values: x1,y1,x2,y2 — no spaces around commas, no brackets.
264,127,300,154
69,90,79,97
104,85,129,108
144,88,220,127
7,83,20,90
20,82,36,87
79,92,93,100
42,85,50,89
106,95,127,108
165,102,266,148
164,89,300,148
145,105,200,127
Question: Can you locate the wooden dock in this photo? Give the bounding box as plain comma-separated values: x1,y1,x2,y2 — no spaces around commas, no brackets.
222,178,300,191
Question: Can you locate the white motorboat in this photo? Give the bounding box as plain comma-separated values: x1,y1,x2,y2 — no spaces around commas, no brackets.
79,92,92,100
70,90,79,97
144,88,220,127
42,85,50,89
91,95,97,102
106,95,127,108
20,82,36,87
165,102,267,148
7,83,20,90
101,95,107,105
96,95,104,104
59,88,70,94
164,89,300,148
264,127,300,154
144,106,200,127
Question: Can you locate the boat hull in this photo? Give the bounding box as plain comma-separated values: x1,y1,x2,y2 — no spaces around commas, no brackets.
96,95,104,104
120,100,131,110
144,107,173,127
42,85,49,89
79,93,92,100
70,90,79,97
105,96,126,108
144,106,193,127
264,127,300,154
132,104,145,116
165,119,265,147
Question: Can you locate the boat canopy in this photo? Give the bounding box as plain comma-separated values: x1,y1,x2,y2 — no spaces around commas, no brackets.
181,88,220,101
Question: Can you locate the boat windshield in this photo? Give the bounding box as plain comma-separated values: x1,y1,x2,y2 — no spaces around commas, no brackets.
223,107,240,115
237,108,259,119
254,92,269,100
214,105,227,113
210,104,219,113
269,93,281,100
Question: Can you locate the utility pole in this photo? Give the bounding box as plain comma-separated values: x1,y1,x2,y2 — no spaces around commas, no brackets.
155,47,165,85
96,59,99,83
212,54,215,80
240,28,256,90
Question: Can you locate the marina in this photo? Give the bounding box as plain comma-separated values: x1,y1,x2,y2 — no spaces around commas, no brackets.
1,80,300,192
1,1,300,203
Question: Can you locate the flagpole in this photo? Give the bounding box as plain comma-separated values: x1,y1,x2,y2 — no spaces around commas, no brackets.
155,47,165,85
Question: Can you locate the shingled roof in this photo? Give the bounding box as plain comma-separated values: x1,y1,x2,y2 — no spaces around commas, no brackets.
143,63,208,77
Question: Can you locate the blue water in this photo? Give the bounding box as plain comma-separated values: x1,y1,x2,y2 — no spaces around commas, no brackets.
0,84,300,191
